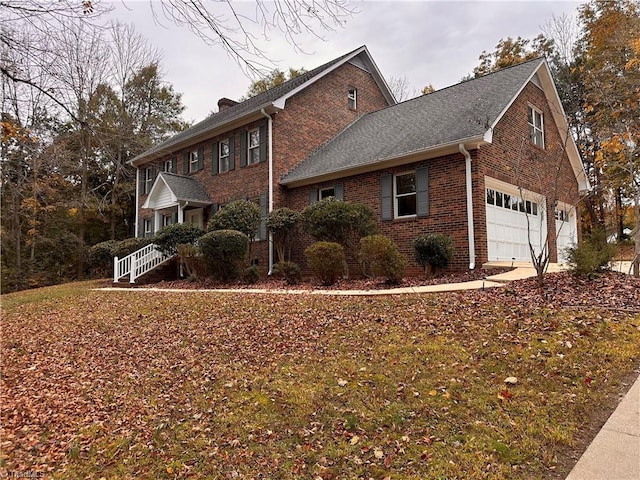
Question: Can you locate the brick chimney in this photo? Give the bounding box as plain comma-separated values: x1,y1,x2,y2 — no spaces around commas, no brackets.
218,97,239,111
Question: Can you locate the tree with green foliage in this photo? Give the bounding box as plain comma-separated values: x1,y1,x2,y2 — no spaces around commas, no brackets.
266,207,300,262
241,68,306,100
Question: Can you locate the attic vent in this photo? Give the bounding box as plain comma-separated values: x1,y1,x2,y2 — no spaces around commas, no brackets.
218,97,239,111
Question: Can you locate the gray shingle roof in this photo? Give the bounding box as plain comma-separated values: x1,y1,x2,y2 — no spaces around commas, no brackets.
131,47,366,164
160,173,212,204
281,57,545,185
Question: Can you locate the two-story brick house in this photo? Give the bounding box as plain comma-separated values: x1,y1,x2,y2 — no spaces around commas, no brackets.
124,45,588,282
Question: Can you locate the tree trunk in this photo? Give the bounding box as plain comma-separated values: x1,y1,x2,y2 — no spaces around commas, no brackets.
615,187,624,242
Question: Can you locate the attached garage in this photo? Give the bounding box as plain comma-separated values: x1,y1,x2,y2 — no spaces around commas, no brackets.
485,177,547,262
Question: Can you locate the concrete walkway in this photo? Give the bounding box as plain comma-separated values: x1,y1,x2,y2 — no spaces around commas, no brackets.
100,263,640,478
565,373,640,480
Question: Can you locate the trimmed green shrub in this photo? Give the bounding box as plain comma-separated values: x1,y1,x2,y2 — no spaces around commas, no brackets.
112,237,152,259
87,240,118,277
267,207,300,262
304,241,345,286
152,223,205,256
566,228,617,278
198,229,249,282
302,198,376,246
413,233,455,276
242,265,260,284
207,200,260,239
272,261,302,285
177,243,208,279
358,235,407,285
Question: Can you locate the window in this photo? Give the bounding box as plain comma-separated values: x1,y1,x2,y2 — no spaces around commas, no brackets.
487,187,538,216
395,172,416,217
348,88,357,110
144,167,154,194
162,214,173,227
248,129,260,164
319,187,335,200
143,218,152,238
219,139,230,172
189,150,200,172
164,158,175,173
528,106,544,148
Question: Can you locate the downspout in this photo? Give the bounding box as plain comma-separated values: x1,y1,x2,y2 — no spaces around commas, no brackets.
459,144,476,270
260,108,274,275
134,167,140,237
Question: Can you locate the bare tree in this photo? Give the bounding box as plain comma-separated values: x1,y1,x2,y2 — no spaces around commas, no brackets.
387,75,421,102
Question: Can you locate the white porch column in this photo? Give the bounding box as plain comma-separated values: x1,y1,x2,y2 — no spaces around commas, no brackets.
154,210,161,233
177,203,184,223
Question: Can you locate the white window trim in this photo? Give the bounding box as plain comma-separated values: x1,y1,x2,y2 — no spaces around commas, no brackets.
143,218,152,237
528,105,544,148
144,167,153,194
248,128,260,165
219,139,230,172
348,88,357,110
164,159,173,173
394,171,417,219
319,186,336,200
189,150,199,172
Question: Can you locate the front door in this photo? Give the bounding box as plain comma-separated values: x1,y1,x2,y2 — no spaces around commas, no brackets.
185,208,204,229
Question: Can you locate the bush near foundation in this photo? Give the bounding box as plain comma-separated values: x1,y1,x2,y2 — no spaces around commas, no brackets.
413,233,455,276
304,242,345,286
199,230,249,282
153,223,205,256
358,234,407,285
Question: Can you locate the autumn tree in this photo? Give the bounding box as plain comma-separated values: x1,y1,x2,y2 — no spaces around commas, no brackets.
578,0,640,274
471,35,555,77
241,67,306,99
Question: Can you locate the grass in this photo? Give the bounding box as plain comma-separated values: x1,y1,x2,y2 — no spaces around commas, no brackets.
1,279,639,479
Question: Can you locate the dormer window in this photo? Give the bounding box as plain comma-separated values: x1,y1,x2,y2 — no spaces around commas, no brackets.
528,105,544,148
348,88,357,110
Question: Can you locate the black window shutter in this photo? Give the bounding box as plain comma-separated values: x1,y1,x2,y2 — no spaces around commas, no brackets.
198,147,204,170
381,174,393,220
309,188,318,204
183,153,189,174
172,211,178,224
172,158,177,173
138,169,145,196
212,142,219,175
259,191,268,240
416,166,429,217
151,166,157,188
239,131,247,167
210,203,219,216
228,136,235,170
150,216,155,236
334,183,344,200
259,124,267,163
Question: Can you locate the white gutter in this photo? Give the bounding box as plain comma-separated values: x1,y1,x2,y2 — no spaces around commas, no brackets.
134,168,140,237
260,108,274,275
459,144,476,270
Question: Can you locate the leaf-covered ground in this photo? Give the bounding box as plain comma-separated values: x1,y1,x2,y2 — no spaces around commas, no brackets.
1,273,639,479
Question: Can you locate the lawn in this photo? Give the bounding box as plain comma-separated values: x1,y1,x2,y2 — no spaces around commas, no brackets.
1,274,639,479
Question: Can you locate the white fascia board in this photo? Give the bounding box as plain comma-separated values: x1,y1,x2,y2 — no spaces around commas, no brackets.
142,175,177,209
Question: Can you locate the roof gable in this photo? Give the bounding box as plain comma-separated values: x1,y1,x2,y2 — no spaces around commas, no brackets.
131,46,395,166
142,173,211,209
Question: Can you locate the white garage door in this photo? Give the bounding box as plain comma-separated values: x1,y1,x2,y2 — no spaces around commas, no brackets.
555,203,577,264
485,178,547,262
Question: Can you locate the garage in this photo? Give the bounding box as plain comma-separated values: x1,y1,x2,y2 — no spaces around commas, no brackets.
485,178,547,262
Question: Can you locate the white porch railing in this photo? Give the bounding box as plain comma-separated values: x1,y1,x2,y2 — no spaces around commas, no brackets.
113,243,175,283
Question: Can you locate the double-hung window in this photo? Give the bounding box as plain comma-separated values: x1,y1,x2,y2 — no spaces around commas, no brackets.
348,87,357,110
528,106,544,148
395,172,417,217
144,167,154,194
248,129,260,164
319,187,336,200
189,150,200,172
143,218,153,238
219,139,230,172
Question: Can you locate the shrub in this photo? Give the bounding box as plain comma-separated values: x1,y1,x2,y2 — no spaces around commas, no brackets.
304,241,345,285
177,243,207,279
566,228,617,278
302,198,376,246
358,235,407,285
242,265,260,284
152,223,205,256
272,261,302,285
87,240,118,277
112,237,152,259
413,233,455,276
267,207,300,262
207,200,260,239
198,229,249,282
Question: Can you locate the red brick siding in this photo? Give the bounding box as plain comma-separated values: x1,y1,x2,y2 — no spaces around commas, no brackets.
473,82,580,263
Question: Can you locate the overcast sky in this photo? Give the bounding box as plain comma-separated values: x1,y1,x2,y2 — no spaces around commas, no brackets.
108,1,581,123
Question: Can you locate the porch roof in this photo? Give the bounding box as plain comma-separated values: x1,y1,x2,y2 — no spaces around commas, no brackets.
142,173,212,209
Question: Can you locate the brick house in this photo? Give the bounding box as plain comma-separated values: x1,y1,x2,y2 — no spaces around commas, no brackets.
122,45,588,282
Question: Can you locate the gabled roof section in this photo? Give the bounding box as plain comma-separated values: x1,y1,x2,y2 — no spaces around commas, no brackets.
142,172,211,209
281,58,588,192
281,58,545,186
131,45,395,166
